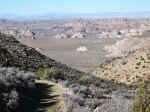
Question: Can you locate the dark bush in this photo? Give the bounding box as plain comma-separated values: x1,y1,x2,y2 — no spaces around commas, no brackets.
0,67,36,112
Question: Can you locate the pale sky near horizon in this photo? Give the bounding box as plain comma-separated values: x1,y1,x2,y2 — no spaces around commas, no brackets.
0,0,150,15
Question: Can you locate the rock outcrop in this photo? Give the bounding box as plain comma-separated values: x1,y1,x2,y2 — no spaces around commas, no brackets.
71,33,86,39
1,18,150,40
54,33,70,39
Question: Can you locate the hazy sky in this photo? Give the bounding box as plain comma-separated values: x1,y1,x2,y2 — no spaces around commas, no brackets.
0,0,150,15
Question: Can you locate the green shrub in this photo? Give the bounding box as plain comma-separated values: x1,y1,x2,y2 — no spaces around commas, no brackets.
131,83,150,112
79,75,95,85
36,67,65,79
64,73,80,80
47,67,64,79
36,69,46,77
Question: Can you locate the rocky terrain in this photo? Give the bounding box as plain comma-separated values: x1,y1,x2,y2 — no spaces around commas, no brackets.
0,18,150,40
1,18,150,73
93,46,150,85
104,36,150,57
0,33,138,112
93,29,150,85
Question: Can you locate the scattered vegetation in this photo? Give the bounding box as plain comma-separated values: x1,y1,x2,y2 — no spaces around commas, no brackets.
131,81,150,112
36,67,97,86
36,67,65,80
78,75,96,85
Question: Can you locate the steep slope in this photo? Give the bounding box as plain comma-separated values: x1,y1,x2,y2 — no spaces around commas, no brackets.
93,47,150,85
0,33,83,75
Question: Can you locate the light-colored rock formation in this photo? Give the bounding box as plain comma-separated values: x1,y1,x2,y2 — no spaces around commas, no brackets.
71,33,86,39
54,33,70,39
25,30,33,37
1,18,150,40
104,38,141,57
76,46,88,52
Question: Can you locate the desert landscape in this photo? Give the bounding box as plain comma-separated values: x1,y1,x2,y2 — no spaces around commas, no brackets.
1,18,150,73
2,0,150,112
1,17,150,112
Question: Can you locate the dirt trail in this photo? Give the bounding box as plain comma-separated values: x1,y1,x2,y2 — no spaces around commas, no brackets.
35,80,68,112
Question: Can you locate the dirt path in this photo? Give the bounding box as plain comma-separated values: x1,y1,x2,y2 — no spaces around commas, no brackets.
35,80,68,112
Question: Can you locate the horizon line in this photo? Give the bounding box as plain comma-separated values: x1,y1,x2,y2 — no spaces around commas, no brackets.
1,11,150,16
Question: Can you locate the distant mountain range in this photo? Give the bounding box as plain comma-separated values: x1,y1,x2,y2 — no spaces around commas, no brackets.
0,12,150,20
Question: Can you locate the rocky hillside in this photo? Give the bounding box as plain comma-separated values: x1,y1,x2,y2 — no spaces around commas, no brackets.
93,46,150,85
0,33,138,112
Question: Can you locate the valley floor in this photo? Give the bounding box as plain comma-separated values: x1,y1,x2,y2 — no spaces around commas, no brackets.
19,35,150,73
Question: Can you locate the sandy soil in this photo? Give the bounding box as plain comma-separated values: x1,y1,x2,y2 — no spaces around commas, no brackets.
20,37,118,72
